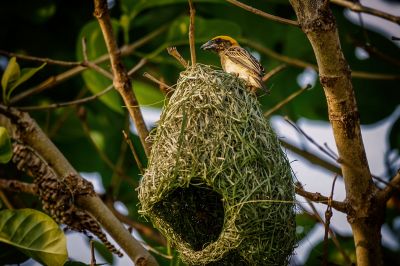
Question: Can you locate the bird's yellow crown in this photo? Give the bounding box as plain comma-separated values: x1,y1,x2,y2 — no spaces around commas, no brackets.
212,35,239,46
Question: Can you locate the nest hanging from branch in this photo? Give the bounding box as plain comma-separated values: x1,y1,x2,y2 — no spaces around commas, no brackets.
138,64,295,265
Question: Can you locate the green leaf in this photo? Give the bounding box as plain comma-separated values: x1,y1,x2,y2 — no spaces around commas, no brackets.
1,57,20,91
0,242,30,265
1,57,20,103
7,62,47,99
0,208,68,266
0,127,12,164
93,240,114,265
76,20,123,113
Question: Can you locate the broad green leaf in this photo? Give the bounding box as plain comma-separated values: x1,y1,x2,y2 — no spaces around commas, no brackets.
76,20,123,113
7,63,47,99
0,127,12,164
0,208,68,266
0,242,29,265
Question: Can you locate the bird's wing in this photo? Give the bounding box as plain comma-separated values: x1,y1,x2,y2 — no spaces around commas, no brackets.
223,46,265,77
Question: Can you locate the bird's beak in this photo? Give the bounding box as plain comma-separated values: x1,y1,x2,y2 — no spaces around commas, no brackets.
201,40,217,51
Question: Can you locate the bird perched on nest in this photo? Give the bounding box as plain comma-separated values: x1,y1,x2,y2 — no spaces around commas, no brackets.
201,35,268,93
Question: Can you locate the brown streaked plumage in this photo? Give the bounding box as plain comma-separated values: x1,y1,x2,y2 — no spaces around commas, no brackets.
201,36,267,93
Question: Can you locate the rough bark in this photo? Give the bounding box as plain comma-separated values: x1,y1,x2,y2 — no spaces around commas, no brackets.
0,106,159,266
288,1,384,265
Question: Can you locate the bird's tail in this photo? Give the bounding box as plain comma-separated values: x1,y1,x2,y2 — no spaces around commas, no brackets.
252,77,270,94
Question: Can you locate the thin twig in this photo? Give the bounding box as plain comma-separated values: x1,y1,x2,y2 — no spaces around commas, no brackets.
280,140,342,176
9,26,167,104
262,64,287,82
0,50,81,67
285,116,393,187
19,85,112,111
0,179,38,194
18,60,146,111
357,43,400,68
167,47,188,68
141,241,173,259
143,72,174,92
241,38,400,80
323,175,338,266
295,182,347,213
110,116,130,197
158,77,171,96
122,130,144,175
188,0,196,65
90,240,96,266
81,37,114,80
94,0,150,157
0,189,14,209
106,199,167,246
297,201,352,264
331,0,400,25
378,170,400,202
285,117,338,162
77,111,136,187
84,61,114,80
264,85,310,117
225,0,299,27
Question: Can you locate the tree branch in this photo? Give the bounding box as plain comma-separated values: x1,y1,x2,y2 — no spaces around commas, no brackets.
225,0,299,27
93,0,151,157
331,0,400,25
0,106,158,266
295,183,348,213
289,1,382,265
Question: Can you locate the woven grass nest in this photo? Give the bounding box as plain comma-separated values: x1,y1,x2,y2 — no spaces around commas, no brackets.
138,64,295,265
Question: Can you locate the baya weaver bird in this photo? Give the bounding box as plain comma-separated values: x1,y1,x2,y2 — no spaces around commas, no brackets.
201,36,267,93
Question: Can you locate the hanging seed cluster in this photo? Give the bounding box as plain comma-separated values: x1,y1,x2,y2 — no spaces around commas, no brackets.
12,143,122,257
139,64,296,265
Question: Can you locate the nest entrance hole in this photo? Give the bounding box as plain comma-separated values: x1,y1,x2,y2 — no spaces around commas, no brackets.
153,184,224,251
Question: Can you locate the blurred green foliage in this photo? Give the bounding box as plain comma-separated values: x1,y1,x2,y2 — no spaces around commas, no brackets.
0,0,399,265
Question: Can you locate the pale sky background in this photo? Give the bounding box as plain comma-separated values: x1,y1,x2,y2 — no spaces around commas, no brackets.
15,0,400,265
